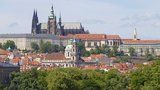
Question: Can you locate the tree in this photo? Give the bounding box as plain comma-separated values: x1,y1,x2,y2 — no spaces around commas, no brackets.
40,41,52,53
51,44,60,52
117,56,130,62
144,48,155,61
31,42,39,52
83,51,91,57
112,45,118,56
8,69,47,90
105,69,129,90
0,43,3,49
46,68,79,90
76,42,86,56
101,45,110,54
3,40,16,50
128,47,135,57
59,45,65,52
146,54,154,61
0,79,4,89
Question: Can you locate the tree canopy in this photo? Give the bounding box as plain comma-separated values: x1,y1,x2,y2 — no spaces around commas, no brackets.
3,40,16,50
3,60,160,90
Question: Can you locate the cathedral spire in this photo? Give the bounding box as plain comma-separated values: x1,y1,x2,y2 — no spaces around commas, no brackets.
33,9,36,18
31,9,39,34
50,5,54,17
59,12,62,25
35,10,39,23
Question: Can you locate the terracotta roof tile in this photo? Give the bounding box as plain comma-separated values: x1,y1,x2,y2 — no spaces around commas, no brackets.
0,49,9,55
106,35,121,40
75,34,106,40
90,54,106,59
122,39,160,44
30,61,41,66
59,34,121,40
45,53,67,60
11,57,20,63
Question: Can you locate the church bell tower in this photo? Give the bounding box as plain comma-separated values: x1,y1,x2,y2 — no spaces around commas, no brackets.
48,6,57,35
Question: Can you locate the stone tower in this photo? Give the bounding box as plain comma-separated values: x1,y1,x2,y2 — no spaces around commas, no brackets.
57,13,64,35
48,6,57,35
31,10,39,34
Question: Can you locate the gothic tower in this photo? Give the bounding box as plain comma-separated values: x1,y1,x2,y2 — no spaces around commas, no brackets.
57,13,64,35
31,10,39,34
48,6,57,35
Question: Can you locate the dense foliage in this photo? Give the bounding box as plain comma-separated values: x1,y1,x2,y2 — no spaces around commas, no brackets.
2,40,16,50
31,40,65,53
1,60,160,90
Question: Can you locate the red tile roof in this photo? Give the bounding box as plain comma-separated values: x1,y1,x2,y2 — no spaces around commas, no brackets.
122,39,160,44
11,57,20,63
90,54,106,59
59,34,121,40
30,61,41,66
75,34,106,40
0,49,9,55
44,53,67,60
106,35,121,40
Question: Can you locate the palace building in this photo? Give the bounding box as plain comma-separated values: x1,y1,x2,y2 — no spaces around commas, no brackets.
119,29,160,56
60,34,122,51
31,6,88,36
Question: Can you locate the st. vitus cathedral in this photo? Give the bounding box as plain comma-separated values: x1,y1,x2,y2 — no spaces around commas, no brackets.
31,6,89,36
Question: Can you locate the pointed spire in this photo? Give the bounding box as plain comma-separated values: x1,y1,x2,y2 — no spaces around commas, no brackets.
50,5,54,16
33,9,36,18
133,28,138,40
35,10,37,17
35,10,39,23
31,9,39,34
59,12,62,25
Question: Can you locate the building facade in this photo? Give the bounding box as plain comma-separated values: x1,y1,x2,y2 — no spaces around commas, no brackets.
0,34,60,50
119,39,160,56
31,6,88,36
119,29,160,56
74,34,122,51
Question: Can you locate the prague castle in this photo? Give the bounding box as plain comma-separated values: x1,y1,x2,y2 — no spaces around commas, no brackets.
31,6,88,36
0,5,160,57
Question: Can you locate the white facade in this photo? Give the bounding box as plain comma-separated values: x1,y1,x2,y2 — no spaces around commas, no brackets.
84,40,121,51
0,34,60,50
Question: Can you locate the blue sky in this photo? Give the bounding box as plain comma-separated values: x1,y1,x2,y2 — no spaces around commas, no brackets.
1,0,160,39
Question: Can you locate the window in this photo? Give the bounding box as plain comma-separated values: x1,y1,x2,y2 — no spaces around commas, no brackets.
88,42,91,47
94,42,97,46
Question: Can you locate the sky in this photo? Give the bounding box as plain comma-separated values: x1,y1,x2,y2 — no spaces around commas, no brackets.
1,0,160,39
